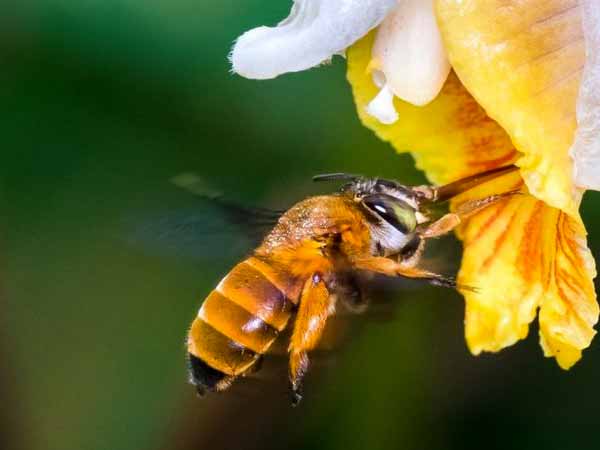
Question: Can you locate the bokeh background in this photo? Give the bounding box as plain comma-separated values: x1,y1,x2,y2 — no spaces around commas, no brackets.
3,2,600,450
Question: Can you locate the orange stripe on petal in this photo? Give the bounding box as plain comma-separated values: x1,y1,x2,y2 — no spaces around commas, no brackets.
456,181,598,367
459,193,547,354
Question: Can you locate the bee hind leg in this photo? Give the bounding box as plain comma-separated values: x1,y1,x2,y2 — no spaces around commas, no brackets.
288,273,331,406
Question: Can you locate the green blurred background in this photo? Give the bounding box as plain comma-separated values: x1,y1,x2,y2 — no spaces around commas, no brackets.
3,2,600,450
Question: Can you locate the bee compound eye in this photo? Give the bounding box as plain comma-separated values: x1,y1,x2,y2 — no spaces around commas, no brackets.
362,194,417,234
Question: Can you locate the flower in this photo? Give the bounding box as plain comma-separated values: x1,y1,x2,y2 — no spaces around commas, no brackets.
231,0,451,123
230,0,600,369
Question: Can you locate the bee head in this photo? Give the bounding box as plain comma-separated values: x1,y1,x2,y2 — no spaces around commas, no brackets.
313,173,424,256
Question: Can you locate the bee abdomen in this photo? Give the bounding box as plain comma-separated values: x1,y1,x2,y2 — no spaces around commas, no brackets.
187,258,296,387
187,352,233,394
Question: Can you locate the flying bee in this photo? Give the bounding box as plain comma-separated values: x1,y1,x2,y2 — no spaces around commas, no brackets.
187,165,519,404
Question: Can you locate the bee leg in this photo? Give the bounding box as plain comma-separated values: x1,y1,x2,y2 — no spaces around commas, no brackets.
351,256,463,290
334,271,369,314
419,191,520,239
418,213,462,239
288,273,331,406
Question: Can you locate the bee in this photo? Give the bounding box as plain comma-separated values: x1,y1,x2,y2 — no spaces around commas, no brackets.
187,165,518,404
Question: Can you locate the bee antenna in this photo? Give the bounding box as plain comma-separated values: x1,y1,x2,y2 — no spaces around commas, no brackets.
312,173,361,182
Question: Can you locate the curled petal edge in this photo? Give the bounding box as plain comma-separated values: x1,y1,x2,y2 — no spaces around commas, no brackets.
230,0,396,80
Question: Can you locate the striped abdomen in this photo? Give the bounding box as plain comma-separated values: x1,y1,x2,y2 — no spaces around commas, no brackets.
187,256,299,393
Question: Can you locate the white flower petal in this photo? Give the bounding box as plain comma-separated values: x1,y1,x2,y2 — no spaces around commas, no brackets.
571,1,600,191
230,0,396,80
370,0,450,107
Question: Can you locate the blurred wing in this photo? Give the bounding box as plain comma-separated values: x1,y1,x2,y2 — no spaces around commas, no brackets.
126,174,283,263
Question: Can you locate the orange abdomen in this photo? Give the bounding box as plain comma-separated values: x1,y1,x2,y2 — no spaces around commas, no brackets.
187,256,300,391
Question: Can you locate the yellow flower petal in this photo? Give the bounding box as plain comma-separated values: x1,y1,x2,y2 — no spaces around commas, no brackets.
455,172,597,367
455,172,543,352
435,0,585,217
538,213,598,369
347,32,517,185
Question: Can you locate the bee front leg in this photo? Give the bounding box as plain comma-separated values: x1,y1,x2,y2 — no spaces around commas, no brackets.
288,273,331,406
350,256,459,290
419,191,519,239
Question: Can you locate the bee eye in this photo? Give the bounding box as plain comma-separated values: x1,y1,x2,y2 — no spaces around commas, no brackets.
363,194,417,233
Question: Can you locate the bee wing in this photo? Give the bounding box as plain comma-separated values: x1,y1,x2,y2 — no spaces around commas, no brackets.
126,175,283,263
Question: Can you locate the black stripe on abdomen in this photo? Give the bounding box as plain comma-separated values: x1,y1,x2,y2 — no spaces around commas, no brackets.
188,352,230,394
